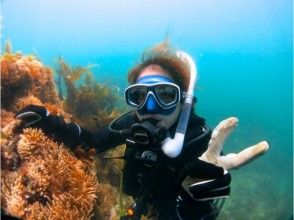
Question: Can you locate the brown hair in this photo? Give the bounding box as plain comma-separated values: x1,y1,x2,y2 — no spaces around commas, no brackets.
127,42,191,91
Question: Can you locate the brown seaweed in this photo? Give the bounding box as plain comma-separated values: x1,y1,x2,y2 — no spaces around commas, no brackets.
1,46,60,112
1,126,99,219
55,56,121,131
1,45,123,219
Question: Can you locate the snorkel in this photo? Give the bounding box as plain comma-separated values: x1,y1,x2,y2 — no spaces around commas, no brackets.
161,51,197,158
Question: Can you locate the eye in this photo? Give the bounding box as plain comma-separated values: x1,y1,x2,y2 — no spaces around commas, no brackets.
155,85,178,104
128,86,147,105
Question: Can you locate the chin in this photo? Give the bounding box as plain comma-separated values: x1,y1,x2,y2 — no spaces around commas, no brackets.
157,120,168,128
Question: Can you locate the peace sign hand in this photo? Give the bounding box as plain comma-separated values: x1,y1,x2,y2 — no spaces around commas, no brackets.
199,117,269,170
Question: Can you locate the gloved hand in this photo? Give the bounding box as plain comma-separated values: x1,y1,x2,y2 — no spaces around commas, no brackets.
199,117,269,170
15,105,81,140
181,117,269,202
16,105,49,127
187,171,231,201
180,158,231,201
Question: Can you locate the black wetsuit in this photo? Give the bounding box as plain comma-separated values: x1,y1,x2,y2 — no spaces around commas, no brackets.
75,111,218,219
34,110,220,219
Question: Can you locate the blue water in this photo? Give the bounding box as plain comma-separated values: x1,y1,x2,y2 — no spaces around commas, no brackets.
2,0,293,219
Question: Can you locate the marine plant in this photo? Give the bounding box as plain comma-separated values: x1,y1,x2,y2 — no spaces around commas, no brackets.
1,45,60,112
1,44,123,219
1,124,99,219
55,57,121,131
54,58,127,203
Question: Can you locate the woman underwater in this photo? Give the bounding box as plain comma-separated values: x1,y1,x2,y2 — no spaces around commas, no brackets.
16,42,269,219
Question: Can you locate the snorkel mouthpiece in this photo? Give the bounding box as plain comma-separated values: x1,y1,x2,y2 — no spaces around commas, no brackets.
161,51,197,158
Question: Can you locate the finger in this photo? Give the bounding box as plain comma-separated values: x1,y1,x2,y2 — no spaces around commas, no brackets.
181,160,225,193
15,111,42,119
199,117,238,166
15,112,43,127
16,105,48,118
208,117,238,156
219,141,269,170
192,186,230,201
185,159,224,179
189,172,231,195
15,105,49,127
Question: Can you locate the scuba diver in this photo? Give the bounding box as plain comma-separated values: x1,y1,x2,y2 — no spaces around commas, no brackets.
16,43,268,219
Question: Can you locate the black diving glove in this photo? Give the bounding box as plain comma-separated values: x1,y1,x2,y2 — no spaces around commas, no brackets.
180,159,231,201
16,105,81,142
16,105,49,127
187,170,231,201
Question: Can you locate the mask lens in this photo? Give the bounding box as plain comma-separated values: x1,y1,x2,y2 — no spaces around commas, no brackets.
127,86,148,106
155,84,178,105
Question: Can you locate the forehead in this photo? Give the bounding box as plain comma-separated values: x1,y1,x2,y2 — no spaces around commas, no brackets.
138,64,170,78
136,75,174,84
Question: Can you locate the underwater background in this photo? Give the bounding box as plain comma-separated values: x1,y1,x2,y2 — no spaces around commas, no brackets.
1,0,293,219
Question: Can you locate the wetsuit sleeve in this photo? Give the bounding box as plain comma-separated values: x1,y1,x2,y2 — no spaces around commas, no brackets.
32,114,125,153
78,125,125,153
16,105,126,152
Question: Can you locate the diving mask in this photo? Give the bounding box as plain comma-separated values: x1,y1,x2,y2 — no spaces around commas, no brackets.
125,75,181,110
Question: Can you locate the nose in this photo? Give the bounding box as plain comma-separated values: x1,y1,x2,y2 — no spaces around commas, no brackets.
146,95,159,113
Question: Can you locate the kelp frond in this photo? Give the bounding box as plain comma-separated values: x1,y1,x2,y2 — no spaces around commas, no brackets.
69,66,90,82
55,57,124,131
5,40,12,54
1,46,122,219
56,57,95,83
